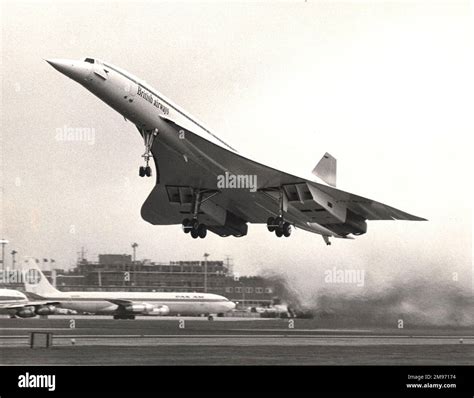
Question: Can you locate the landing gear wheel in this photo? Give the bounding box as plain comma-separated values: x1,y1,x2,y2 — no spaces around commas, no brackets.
275,228,283,237
114,315,134,320
283,222,292,237
191,229,199,239
139,166,145,177
275,216,284,229
191,218,200,231
267,217,275,232
197,224,207,239
208,315,214,321
145,166,152,177
323,236,331,246
182,218,191,233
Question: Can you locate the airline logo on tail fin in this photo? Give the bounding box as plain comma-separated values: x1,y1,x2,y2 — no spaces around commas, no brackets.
312,152,337,187
21,258,60,296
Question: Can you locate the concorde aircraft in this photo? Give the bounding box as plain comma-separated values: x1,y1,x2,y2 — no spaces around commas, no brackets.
46,58,426,245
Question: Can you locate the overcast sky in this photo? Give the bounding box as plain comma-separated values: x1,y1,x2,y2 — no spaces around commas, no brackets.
1,1,472,298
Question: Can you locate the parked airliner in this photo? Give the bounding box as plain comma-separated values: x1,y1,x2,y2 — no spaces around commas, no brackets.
22,259,235,320
0,288,62,318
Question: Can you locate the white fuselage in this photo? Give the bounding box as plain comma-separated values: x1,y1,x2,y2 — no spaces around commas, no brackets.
80,59,236,154
0,289,28,314
48,291,233,316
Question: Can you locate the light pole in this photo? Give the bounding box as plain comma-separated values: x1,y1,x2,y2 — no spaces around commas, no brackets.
131,243,138,287
203,253,210,293
131,243,138,263
0,239,9,271
11,250,17,270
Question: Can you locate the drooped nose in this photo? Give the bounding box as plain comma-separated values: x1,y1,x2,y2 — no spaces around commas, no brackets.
227,301,236,311
45,58,87,82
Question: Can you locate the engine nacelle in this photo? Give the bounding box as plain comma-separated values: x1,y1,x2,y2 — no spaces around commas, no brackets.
16,307,36,318
124,303,155,314
225,211,248,237
209,211,248,237
35,305,56,316
323,209,367,237
123,303,170,315
345,210,367,236
146,305,170,316
54,308,77,315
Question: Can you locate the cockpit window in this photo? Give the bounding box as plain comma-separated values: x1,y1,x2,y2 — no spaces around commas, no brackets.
84,58,95,64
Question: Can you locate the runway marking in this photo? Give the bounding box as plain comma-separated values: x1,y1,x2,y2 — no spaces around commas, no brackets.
1,337,472,348
0,328,76,331
233,328,374,333
1,334,473,340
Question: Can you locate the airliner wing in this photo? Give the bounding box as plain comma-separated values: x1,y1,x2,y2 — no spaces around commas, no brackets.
311,184,427,221
106,299,170,316
107,299,133,306
141,118,425,238
0,301,60,309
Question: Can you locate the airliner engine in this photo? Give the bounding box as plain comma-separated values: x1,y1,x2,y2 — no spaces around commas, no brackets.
124,303,154,313
146,305,170,316
35,304,57,316
124,303,170,315
11,305,59,318
16,307,36,318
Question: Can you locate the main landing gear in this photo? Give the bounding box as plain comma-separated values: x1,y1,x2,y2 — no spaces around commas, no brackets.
265,187,292,238
138,128,159,179
182,218,207,239
267,216,292,237
181,189,220,239
113,315,135,320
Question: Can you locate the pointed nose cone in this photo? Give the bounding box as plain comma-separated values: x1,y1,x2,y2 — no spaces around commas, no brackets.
45,58,86,82
45,58,73,75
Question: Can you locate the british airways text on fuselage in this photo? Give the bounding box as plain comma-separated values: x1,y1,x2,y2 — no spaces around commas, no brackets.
137,85,170,115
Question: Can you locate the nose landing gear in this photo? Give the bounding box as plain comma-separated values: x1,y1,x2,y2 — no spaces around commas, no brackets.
139,165,152,177
138,127,159,179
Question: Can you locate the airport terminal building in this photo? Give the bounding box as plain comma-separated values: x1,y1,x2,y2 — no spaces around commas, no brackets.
47,254,283,308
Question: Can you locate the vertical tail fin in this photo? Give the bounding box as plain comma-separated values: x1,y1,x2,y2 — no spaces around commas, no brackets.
21,258,61,296
312,152,337,187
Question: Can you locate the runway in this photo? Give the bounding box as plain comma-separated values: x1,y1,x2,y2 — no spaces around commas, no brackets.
1,316,472,365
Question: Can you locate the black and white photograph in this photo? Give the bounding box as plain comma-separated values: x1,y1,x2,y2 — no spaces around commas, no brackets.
0,0,473,394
